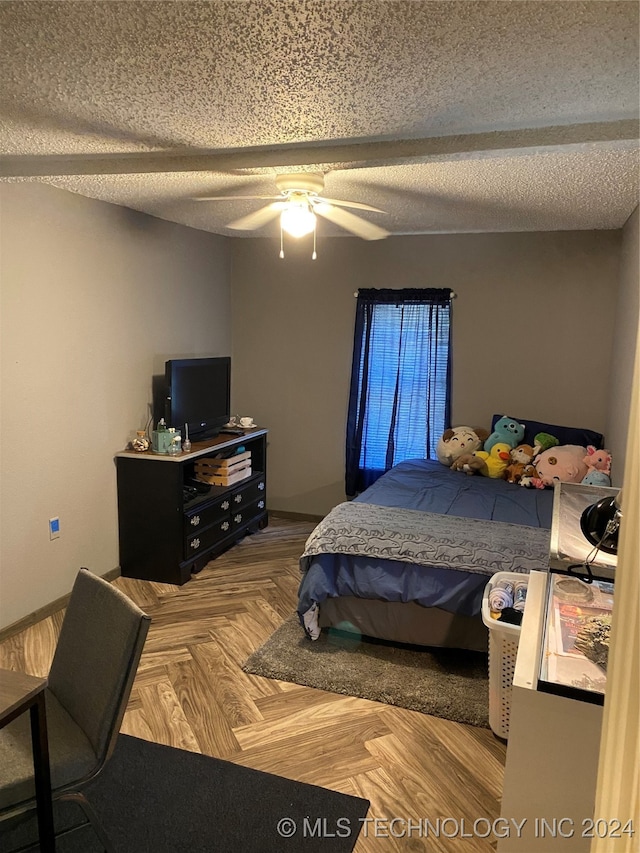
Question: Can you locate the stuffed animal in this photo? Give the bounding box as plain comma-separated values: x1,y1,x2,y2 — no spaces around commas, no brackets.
472,442,512,478
520,473,546,489
451,452,486,475
511,443,535,465
484,416,525,453
583,446,612,476
504,462,526,484
504,444,536,484
582,470,612,487
436,426,489,467
533,432,559,455
533,445,589,487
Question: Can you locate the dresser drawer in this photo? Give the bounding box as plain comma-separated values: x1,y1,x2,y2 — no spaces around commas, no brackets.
184,495,231,536
184,517,232,559
229,474,266,509
230,497,267,532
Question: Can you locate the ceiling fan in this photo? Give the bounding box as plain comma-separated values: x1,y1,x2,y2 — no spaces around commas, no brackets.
194,173,389,257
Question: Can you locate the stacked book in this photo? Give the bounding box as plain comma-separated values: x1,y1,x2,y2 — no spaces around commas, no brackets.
194,450,252,486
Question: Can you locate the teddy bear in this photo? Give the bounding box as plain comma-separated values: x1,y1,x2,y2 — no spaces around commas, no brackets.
450,452,486,475
484,416,525,453
436,426,489,467
504,443,535,484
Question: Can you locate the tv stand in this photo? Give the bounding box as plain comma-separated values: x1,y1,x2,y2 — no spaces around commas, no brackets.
115,429,268,585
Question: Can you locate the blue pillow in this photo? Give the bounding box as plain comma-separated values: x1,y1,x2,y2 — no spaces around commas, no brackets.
490,415,604,450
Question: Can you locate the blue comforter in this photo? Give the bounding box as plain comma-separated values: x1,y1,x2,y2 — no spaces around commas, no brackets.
353,459,553,526
298,459,553,622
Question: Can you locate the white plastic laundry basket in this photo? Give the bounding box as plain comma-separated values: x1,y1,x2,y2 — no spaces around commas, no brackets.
481,572,528,740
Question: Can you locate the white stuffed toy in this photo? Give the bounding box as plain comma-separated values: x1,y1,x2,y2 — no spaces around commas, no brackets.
436,426,489,467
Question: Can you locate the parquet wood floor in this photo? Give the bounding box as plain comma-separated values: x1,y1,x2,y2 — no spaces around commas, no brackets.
0,517,506,851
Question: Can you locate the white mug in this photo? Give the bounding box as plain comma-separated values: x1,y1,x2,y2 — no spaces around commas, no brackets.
240,417,254,427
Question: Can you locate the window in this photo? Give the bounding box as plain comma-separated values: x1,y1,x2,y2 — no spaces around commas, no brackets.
345,288,452,496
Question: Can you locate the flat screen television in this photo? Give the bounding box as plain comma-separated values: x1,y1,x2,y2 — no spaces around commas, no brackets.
164,356,231,441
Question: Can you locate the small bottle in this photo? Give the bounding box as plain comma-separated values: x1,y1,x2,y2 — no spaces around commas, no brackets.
182,423,191,454
167,429,181,456
131,430,150,452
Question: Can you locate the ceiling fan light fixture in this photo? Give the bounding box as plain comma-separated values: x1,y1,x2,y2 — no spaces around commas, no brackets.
196,171,387,254
280,202,316,238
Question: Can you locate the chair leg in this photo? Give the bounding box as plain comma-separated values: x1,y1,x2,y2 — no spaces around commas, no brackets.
0,792,113,853
0,810,45,853
58,791,114,853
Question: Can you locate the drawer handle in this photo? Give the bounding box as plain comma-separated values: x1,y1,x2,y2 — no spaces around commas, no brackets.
258,481,265,490
258,500,265,509
221,521,229,531
190,515,200,527
190,538,200,550
234,513,242,524
221,500,230,510
234,494,243,504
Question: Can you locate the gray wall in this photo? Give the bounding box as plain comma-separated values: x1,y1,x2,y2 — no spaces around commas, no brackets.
607,206,640,481
231,230,623,516
1,182,635,629
0,183,232,628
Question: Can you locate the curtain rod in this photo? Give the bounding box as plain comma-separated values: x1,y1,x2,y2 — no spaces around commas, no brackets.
353,290,457,298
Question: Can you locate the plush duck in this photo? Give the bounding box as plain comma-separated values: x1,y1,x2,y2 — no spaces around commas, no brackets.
473,442,512,479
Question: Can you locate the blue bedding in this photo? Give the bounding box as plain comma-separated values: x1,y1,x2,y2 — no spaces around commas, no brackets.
298,459,553,624
352,459,553,527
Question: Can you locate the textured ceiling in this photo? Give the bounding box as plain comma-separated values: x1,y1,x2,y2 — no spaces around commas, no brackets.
1,0,638,238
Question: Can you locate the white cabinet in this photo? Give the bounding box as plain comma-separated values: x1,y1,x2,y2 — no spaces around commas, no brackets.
498,482,618,852
497,571,605,852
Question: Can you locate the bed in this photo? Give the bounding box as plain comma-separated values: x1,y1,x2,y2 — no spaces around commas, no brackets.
297,417,605,652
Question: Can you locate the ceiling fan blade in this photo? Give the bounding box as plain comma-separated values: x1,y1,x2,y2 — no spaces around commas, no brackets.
194,194,281,202
226,202,286,231
316,196,386,213
314,203,389,240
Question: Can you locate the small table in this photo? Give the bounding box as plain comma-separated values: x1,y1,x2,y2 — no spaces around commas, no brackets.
0,667,56,852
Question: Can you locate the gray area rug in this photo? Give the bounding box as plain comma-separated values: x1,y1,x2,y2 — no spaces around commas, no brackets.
242,615,490,728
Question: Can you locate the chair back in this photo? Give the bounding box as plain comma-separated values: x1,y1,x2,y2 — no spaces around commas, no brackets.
47,569,150,764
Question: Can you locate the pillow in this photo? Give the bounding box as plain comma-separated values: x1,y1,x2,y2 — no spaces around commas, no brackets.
490,415,604,451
